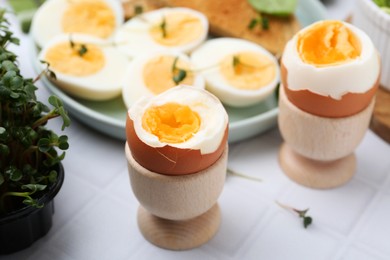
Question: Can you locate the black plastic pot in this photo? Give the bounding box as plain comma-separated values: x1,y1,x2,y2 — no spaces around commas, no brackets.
0,163,64,255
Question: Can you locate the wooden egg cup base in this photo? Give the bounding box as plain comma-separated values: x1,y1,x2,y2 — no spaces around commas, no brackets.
125,143,228,250
278,86,374,189
137,203,220,251
279,143,356,189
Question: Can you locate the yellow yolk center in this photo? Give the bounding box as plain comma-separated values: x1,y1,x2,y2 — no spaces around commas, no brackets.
297,20,361,66
220,52,276,90
45,42,105,76
62,0,116,39
149,13,203,46
142,103,200,143
143,56,194,94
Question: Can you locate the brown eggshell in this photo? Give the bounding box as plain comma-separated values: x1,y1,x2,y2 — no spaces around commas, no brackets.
281,62,379,118
125,114,228,175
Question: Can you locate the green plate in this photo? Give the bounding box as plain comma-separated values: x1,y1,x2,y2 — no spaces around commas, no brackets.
31,0,327,143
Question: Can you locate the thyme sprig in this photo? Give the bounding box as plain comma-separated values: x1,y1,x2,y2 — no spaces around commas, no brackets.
276,201,313,228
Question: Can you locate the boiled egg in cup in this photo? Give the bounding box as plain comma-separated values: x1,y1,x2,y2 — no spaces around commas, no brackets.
38,34,129,101
191,38,280,107
31,0,124,48
114,7,208,57
281,20,380,117
126,85,228,175
122,51,205,108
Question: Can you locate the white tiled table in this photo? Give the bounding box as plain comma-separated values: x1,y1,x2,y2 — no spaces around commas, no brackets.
1,0,390,259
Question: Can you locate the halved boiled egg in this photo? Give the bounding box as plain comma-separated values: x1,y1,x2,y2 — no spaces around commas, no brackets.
31,0,123,48
191,38,280,107
114,7,208,57
122,51,205,108
126,85,228,175
281,20,380,117
38,34,129,100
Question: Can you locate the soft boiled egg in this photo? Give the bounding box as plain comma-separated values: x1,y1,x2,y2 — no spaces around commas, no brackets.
31,0,123,48
114,7,208,57
122,51,205,108
38,34,129,100
126,85,228,175
191,38,280,107
281,20,380,117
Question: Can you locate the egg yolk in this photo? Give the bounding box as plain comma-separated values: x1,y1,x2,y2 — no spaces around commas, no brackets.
142,103,200,143
220,52,276,90
62,0,116,39
45,42,105,76
149,12,203,46
297,20,361,66
143,56,195,94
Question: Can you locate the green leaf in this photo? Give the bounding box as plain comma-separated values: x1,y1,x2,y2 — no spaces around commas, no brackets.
22,184,47,192
38,138,51,152
247,0,297,16
5,166,22,181
0,173,4,186
248,18,258,30
48,170,57,183
173,70,187,85
0,144,10,155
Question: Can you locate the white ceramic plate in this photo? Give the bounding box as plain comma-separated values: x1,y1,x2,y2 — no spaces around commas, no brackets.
31,0,327,143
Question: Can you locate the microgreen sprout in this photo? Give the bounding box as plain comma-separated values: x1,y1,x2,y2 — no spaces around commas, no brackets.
35,60,57,83
248,13,269,30
0,10,70,214
160,16,167,38
276,201,313,228
134,5,144,15
69,35,88,57
172,57,188,84
227,168,262,182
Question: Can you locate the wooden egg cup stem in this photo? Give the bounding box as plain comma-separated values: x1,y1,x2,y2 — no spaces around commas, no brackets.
278,86,374,189
126,144,228,250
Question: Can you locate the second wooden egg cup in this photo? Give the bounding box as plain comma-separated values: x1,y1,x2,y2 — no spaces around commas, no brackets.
125,143,228,250
278,86,375,189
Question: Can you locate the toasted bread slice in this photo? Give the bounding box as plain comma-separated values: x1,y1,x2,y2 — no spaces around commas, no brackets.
122,0,301,55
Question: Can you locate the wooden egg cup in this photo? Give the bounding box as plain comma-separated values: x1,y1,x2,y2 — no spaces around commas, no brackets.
125,143,228,250
278,86,375,189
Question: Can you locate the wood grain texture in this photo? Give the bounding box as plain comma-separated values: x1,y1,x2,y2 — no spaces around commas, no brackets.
370,87,390,143
122,0,300,55
278,86,375,161
279,143,356,189
137,204,221,250
125,143,227,220
278,86,374,189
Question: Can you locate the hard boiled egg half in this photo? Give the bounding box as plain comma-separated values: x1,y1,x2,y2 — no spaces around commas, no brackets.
122,51,205,108
191,38,280,107
114,7,208,57
31,0,124,48
38,34,129,100
126,85,228,175
281,20,380,117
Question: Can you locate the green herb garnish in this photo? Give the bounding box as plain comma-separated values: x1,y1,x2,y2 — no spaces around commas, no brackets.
248,13,269,30
160,16,167,38
69,35,88,57
172,57,187,84
134,5,144,15
276,201,313,229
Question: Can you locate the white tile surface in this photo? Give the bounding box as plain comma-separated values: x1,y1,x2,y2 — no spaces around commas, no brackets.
2,1,390,259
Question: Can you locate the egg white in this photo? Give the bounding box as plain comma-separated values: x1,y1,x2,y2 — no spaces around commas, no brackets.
122,51,205,109
191,38,280,107
129,85,228,154
282,20,380,100
31,0,124,48
114,7,209,58
38,34,129,101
